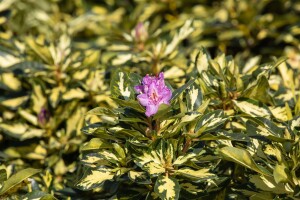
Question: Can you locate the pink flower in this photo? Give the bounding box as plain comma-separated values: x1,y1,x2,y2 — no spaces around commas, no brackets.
134,72,172,117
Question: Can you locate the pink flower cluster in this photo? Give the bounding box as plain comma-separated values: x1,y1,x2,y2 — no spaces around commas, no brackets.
135,72,172,117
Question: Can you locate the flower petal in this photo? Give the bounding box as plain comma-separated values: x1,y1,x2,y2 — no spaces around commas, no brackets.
137,94,150,106
160,88,172,104
135,72,172,117
145,104,159,117
134,85,143,93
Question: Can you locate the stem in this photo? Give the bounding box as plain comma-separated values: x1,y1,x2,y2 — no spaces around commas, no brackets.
146,117,156,141
147,117,153,131
182,138,191,154
155,119,160,136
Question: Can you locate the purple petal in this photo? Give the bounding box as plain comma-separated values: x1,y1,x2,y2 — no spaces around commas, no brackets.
148,82,158,96
142,74,153,85
161,94,172,104
145,104,159,117
137,94,150,106
158,72,164,80
134,72,172,117
134,85,143,93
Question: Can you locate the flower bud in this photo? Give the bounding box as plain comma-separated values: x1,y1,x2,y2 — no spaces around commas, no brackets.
38,108,50,127
135,22,148,43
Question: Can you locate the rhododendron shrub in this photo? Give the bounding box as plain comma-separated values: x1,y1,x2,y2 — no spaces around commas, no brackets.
76,49,300,199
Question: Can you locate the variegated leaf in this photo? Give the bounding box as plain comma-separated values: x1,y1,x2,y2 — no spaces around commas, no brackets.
76,168,114,190
233,98,271,117
249,174,293,195
0,168,41,196
0,123,44,140
242,76,271,104
108,127,146,139
195,47,210,73
173,153,197,166
171,79,196,102
110,70,134,100
0,95,29,109
128,171,151,184
144,162,165,176
246,118,287,142
290,116,300,132
175,168,216,181
180,182,203,195
273,163,289,184
134,140,174,176
154,175,180,200
81,138,113,151
112,98,145,113
218,146,272,177
81,153,110,167
186,83,202,112
194,110,226,136
164,112,201,138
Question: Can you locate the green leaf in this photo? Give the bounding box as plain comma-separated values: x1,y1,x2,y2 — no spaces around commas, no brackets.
175,168,216,181
173,153,197,166
218,146,272,177
109,127,146,139
81,153,107,167
163,19,194,57
249,174,292,195
85,107,118,125
18,109,38,126
171,79,196,102
0,123,45,140
0,72,21,91
32,84,47,113
0,168,41,195
49,87,63,108
23,191,57,200
113,143,126,160
25,36,52,64
0,95,29,109
195,47,210,73
62,88,87,100
76,168,114,190
0,51,20,68
246,118,287,142
144,162,165,176
112,98,145,113
134,140,174,176
194,110,226,136
154,175,180,200
198,132,249,142
163,112,201,138
273,163,289,184
128,171,151,184
81,138,113,151
153,104,172,120
290,116,300,132
0,169,7,183
233,98,271,117
180,182,203,195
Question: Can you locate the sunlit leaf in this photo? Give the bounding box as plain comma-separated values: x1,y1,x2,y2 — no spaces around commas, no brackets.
218,146,272,176
0,168,41,195
76,168,114,191
154,175,180,200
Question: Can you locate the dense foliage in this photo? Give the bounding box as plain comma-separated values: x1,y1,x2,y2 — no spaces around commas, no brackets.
0,0,300,199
